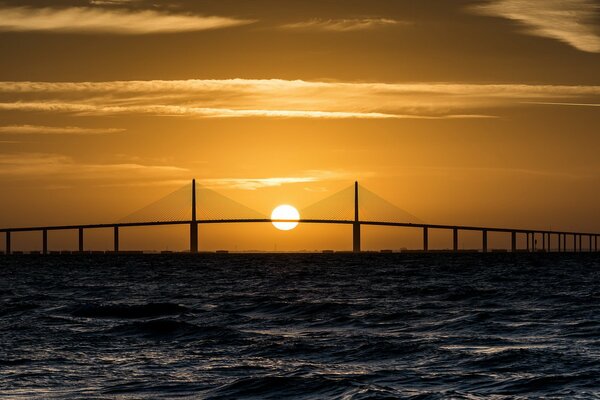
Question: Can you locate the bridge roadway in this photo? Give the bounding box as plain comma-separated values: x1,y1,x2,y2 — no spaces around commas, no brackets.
0,218,598,236
1,219,599,254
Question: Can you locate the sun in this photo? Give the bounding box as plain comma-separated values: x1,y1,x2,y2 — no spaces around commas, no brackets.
271,205,300,231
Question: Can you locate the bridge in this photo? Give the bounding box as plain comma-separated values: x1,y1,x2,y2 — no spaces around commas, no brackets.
1,180,598,254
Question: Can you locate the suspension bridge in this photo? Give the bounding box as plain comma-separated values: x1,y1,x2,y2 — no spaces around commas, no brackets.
1,179,598,254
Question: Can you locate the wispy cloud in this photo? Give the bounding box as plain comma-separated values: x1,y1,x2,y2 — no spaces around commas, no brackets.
0,6,254,34
0,125,124,135
471,0,600,53
198,170,362,190
281,18,402,31
0,153,187,182
88,0,142,5
525,101,600,107
0,79,598,120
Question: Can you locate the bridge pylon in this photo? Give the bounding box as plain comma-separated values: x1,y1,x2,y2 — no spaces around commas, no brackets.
353,181,361,252
190,179,198,253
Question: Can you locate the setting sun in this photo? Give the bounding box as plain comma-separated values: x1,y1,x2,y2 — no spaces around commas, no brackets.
271,205,300,231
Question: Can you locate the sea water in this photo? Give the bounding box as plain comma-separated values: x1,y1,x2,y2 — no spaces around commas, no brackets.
0,253,599,399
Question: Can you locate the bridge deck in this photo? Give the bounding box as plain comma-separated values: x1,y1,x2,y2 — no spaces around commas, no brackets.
1,219,598,237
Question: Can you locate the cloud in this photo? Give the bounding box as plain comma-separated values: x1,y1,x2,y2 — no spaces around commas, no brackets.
0,79,598,120
0,153,187,182
525,101,600,107
391,165,597,180
199,177,318,190
281,18,402,31
88,0,142,5
0,102,494,120
471,0,600,53
0,6,254,34
0,125,124,135
198,170,364,190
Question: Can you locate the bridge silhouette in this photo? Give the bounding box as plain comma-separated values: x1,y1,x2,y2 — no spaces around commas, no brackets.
1,179,599,254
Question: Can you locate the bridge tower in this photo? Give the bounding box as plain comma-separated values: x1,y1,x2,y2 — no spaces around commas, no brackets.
353,181,361,252
190,179,198,253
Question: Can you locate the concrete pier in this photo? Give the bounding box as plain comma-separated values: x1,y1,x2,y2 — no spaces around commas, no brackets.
5,231,11,255
542,233,546,252
511,231,517,253
78,228,84,252
42,229,48,255
114,226,119,253
190,179,198,253
482,230,488,253
353,181,360,253
423,227,429,252
558,233,562,252
453,228,459,252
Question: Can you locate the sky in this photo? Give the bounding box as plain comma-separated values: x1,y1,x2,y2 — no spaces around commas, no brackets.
1,0,599,251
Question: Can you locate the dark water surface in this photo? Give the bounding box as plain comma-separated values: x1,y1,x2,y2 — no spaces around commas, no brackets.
1,254,599,399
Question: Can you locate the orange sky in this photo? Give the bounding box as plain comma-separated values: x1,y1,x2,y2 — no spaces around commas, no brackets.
0,0,599,251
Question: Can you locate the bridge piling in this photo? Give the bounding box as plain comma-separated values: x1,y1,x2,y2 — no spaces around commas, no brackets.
482,230,488,253
511,231,517,253
423,227,428,252
558,234,561,252
543,233,546,252
526,233,530,252
114,226,119,253
78,228,84,252
42,229,47,255
353,181,360,253
5,231,11,255
190,179,198,253
453,228,458,252
579,235,582,253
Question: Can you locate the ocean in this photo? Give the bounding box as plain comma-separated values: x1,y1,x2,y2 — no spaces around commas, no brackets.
0,253,599,399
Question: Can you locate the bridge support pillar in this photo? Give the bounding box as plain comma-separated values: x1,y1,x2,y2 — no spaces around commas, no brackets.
511,231,517,253
579,235,582,253
589,235,593,253
526,233,530,252
563,234,566,252
353,223,361,253
453,228,458,252
78,228,84,252
542,233,546,252
42,229,48,255
482,230,488,253
190,179,198,253
353,181,360,253
423,227,428,252
114,226,119,253
5,231,11,255
559,234,562,252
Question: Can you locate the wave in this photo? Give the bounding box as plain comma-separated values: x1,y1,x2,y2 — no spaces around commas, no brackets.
71,302,188,319
108,319,243,341
0,302,39,317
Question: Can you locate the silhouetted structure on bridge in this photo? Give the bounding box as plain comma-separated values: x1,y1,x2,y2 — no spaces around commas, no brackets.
1,179,599,254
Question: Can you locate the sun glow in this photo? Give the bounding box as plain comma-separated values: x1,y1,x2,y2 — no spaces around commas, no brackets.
271,204,300,231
